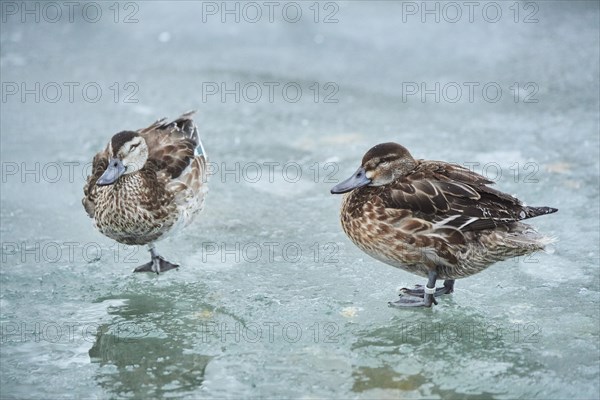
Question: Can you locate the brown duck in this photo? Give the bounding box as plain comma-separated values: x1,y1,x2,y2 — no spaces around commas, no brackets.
83,111,207,274
331,142,557,308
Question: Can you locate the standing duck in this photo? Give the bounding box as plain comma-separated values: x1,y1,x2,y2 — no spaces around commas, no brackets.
331,142,557,308
83,111,207,274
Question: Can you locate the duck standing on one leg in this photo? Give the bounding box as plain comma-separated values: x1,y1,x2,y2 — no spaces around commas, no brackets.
83,111,207,274
330,142,557,308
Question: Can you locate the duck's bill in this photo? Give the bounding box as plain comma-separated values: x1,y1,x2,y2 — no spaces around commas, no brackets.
96,158,126,186
330,167,371,194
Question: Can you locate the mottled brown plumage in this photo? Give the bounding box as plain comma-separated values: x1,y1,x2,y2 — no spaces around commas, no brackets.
83,111,207,273
331,142,557,307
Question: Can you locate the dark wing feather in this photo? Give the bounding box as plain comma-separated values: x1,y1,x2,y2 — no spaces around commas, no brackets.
382,161,530,232
82,145,109,218
138,111,199,179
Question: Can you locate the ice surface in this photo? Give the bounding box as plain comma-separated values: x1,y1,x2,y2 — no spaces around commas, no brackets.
1,1,599,399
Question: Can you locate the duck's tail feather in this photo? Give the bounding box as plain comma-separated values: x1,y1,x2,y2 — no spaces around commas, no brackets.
523,206,558,219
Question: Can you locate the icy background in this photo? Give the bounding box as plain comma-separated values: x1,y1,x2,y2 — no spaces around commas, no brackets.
1,1,599,399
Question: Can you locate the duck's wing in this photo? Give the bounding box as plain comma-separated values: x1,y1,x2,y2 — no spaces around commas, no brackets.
138,111,202,180
140,111,208,220
166,154,208,220
82,145,109,218
383,160,553,233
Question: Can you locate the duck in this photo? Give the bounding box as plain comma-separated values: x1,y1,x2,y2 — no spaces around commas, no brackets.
83,111,207,274
330,142,557,308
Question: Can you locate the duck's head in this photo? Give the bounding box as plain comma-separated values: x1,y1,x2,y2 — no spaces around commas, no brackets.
330,142,417,194
96,131,148,186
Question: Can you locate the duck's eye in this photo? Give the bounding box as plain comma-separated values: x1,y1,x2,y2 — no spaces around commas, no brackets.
130,143,140,151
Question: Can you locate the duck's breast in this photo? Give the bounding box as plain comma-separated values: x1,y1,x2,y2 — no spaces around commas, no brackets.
93,173,177,245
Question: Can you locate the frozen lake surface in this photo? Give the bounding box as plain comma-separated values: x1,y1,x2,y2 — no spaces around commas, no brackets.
1,1,599,399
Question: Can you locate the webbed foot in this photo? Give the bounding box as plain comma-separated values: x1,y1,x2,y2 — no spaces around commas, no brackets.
133,256,179,274
388,292,437,308
133,245,179,274
399,279,455,298
389,270,441,308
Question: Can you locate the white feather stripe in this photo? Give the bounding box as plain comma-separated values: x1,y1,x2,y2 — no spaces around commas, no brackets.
457,217,479,230
433,215,461,229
